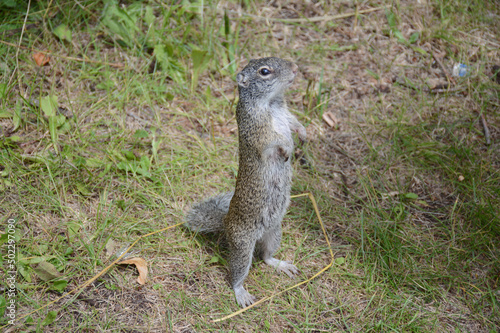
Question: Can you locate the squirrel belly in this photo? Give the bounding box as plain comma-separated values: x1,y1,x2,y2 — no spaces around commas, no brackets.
185,191,233,233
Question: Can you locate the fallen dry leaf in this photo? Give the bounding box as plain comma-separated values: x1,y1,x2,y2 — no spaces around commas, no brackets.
380,191,400,199
33,52,51,66
322,111,338,128
118,257,148,285
33,261,62,281
426,78,448,90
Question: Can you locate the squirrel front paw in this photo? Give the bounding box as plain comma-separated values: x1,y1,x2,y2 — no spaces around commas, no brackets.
297,126,307,144
277,146,290,162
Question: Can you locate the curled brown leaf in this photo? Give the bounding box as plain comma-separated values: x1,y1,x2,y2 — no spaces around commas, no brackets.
118,257,148,285
33,52,51,66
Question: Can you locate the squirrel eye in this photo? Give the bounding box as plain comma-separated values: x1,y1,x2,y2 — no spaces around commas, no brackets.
259,68,271,76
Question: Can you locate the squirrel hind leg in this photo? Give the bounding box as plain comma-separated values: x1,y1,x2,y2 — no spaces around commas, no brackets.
228,237,256,307
257,225,299,278
255,223,282,258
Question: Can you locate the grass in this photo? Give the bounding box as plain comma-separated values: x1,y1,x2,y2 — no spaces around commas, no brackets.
1,0,499,331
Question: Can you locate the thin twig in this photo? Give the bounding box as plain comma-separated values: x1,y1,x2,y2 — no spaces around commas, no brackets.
396,77,463,94
0,40,125,68
230,6,387,23
430,88,462,93
432,51,456,85
479,112,491,146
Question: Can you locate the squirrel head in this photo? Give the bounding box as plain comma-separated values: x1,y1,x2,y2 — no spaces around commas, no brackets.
236,57,298,103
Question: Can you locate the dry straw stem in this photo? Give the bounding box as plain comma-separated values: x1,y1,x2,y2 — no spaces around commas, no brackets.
8,0,31,93
213,192,334,323
0,40,125,68
3,192,332,327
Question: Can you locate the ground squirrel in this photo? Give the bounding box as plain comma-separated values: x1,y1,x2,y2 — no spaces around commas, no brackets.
186,57,307,307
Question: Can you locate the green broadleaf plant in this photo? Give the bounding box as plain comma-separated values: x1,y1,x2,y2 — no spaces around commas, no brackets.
53,24,72,42
40,95,70,153
191,49,210,93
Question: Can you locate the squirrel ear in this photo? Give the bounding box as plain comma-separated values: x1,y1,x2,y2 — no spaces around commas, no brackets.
237,73,249,88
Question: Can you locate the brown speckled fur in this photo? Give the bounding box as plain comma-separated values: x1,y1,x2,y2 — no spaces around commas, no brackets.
186,57,306,307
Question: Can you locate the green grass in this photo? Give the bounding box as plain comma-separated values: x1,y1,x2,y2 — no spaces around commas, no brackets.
1,0,499,331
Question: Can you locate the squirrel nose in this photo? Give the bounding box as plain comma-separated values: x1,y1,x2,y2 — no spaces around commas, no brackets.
291,63,298,74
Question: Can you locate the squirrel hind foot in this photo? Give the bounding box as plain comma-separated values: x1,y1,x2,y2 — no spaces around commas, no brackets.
264,258,299,278
234,285,256,308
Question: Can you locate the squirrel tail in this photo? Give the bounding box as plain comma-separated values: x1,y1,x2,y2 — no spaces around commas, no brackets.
185,191,234,233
